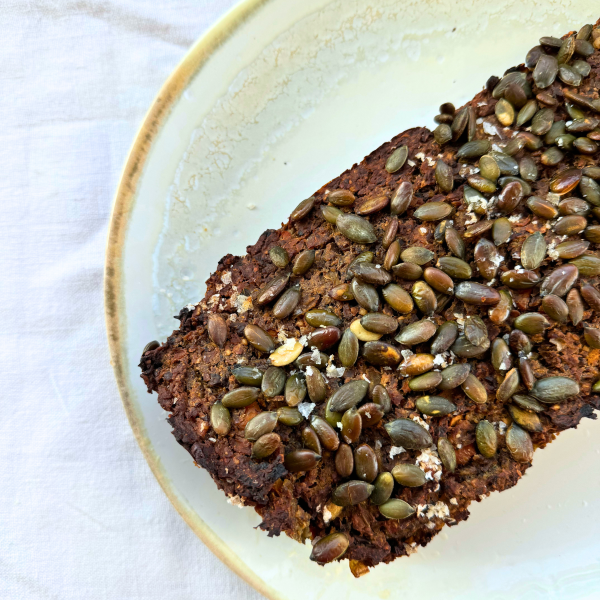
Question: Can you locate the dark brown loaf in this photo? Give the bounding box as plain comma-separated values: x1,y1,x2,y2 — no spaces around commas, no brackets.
140,20,600,573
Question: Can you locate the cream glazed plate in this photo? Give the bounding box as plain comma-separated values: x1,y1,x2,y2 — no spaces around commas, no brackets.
106,0,600,598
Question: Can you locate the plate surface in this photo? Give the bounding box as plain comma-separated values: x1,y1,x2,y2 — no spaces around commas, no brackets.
106,1,600,598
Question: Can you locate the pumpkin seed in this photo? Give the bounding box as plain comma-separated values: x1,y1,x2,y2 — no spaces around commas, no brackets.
500,175,532,196
269,246,289,268
352,278,380,312
577,24,593,40
452,334,491,358
559,198,590,216
505,423,533,463
492,217,512,246
541,294,568,323
305,309,341,328
411,281,437,315
526,45,543,68
337,213,377,244
555,215,587,236
498,181,523,214
584,328,600,349
385,145,409,173
332,480,374,506
408,371,442,391
559,63,582,86
391,463,426,487
556,239,590,261
285,373,307,406
210,402,231,435
514,312,549,336
451,106,469,140
434,123,453,145
533,54,558,88
439,363,470,390
516,99,538,127
390,182,413,217
536,91,558,106
396,319,437,346
348,251,374,273
380,283,413,314
307,327,341,351
585,225,600,243
321,205,342,224
540,264,579,296
245,412,278,441
232,366,263,387
462,373,488,404
255,272,290,306
437,256,472,279
505,82,528,109
489,289,513,324
424,324,456,358
305,367,327,403
310,415,340,451
222,386,260,408
474,238,501,280
260,366,285,397
392,262,423,281
476,420,498,457
566,288,584,325
457,139,491,159
329,283,354,302
467,174,497,194
526,196,557,220
580,177,600,206
414,201,452,221
497,368,520,402
519,156,538,183
455,282,501,305
495,98,515,126
423,267,454,294
335,443,354,478
574,137,598,154
372,384,392,413
284,448,321,472
349,318,382,342
382,217,399,249
272,285,301,320
492,338,512,371
340,407,362,445
531,107,555,135
570,255,600,276
549,168,582,194
361,313,399,335
512,394,546,413
337,329,358,368
545,120,566,144
385,418,432,449
574,39,594,56
363,341,402,367
567,117,600,133
581,284,600,311
142,340,159,354
493,71,527,99
583,166,600,179
370,472,394,505
310,532,349,565
541,146,565,166
291,249,315,276
509,330,532,355
464,185,489,214
290,196,315,221
328,189,355,206
503,136,526,156
329,380,369,413
277,406,304,426
252,433,281,459
325,397,343,428
520,232,546,271
205,314,228,348
443,225,465,258
354,444,378,483
415,395,456,416
358,403,385,428
478,155,500,183
518,357,536,391
270,340,304,366
532,376,580,403
490,151,520,175
379,499,415,520
438,438,457,472
295,352,328,370
401,246,435,265
500,270,541,290
462,316,486,347
563,89,600,111
383,240,401,271
398,354,434,378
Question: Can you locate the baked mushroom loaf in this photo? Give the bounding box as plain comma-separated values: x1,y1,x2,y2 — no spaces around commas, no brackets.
140,20,600,574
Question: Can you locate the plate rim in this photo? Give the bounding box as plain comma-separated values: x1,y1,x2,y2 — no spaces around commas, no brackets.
103,1,284,598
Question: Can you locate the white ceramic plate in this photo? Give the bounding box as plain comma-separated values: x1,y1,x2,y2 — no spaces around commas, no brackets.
106,1,600,598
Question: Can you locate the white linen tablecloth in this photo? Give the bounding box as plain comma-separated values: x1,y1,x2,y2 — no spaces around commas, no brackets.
0,1,262,598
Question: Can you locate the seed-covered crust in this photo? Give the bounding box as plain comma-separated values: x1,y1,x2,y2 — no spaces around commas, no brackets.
140,21,600,573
